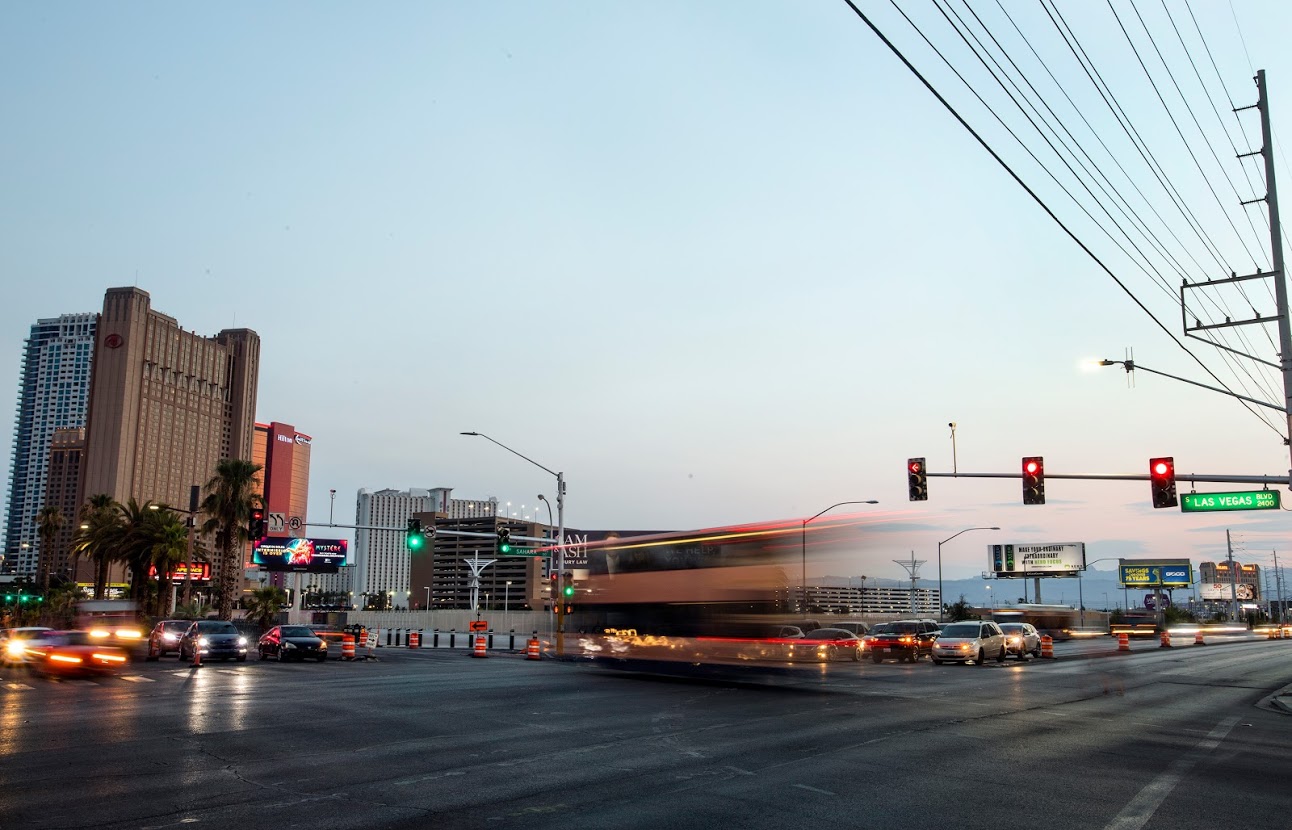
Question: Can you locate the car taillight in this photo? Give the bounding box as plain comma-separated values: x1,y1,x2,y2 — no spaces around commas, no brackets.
92,652,127,663
900,636,913,644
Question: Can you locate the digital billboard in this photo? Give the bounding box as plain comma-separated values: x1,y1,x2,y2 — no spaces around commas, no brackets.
1118,560,1191,588
1200,582,1257,601
148,562,211,582
252,537,348,573
987,543,1085,577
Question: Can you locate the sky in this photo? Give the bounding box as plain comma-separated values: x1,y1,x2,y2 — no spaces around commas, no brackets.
4,2,1292,600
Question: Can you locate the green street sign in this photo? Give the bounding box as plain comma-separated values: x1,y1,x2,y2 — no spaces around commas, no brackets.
1180,490,1281,513
500,548,545,557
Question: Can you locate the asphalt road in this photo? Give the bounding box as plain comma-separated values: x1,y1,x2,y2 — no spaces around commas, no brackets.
2,638,1291,830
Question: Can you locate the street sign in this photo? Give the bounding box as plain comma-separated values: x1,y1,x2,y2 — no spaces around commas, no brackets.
288,516,303,536
469,620,488,632
268,512,286,534
1180,490,1280,513
500,548,545,557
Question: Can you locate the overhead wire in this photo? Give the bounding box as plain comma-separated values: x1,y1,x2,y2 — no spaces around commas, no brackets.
836,0,1286,440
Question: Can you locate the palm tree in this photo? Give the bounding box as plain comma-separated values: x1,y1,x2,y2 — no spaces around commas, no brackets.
172,599,214,621
243,585,287,631
200,459,263,620
36,505,64,591
147,511,189,618
72,494,123,599
115,498,156,607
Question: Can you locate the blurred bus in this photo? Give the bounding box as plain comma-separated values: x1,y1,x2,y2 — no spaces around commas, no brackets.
74,599,145,645
990,605,1096,640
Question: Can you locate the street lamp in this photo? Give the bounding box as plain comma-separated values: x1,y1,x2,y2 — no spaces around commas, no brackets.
801,501,878,614
937,527,1000,620
423,586,430,611
461,431,566,651
505,580,512,630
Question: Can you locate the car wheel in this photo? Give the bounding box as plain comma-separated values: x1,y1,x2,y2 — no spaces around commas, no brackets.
1032,646,1042,658
996,647,1006,663
852,648,862,662
976,648,985,666
237,655,247,662
872,654,883,664
145,648,158,662
932,657,943,665
277,650,287,662
315,654,326,663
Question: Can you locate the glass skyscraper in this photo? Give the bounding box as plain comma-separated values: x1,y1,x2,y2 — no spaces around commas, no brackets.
3,313,97,576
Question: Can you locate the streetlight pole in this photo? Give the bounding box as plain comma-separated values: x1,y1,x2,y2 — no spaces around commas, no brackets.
462,432,566,652
801,501,878,614
937,527,1000,621
423,585,430,611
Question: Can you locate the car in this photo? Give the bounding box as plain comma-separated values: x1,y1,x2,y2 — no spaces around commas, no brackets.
830,621,871,636
867,620,941,663
258,625,328,662
145,619,193,660
999,622,1041,659
177,620,249,662
307,625,348,657
931,620,1008,665
793,627,864,661
23,630,129,677
1,626,55,665
768,625,805,639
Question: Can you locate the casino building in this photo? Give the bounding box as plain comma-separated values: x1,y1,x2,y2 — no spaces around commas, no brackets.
248,421,312,594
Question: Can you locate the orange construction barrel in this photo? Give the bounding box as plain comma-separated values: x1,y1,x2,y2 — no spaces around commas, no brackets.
1194,630,1206,646
1040,635,1054,659
409,631,420,649
342,634,356,660
471,633,488,658
1118,632,1130,652
1159,630,1172,648
526,637,541,661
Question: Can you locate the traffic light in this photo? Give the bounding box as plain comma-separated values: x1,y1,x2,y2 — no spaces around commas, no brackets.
496,528,512,555
1022,457,1045,505
907,457,927,501
1149,456,1178,508
248,507,267,539
562,572,575,615
407,518,424,551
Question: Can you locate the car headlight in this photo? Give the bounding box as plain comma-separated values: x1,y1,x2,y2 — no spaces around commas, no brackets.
284,641,297,649
198,636,210,647
237,637,248,646
5,640,25,658
162,633,179,643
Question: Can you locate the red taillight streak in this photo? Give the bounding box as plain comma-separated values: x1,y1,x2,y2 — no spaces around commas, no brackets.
49,653,83,664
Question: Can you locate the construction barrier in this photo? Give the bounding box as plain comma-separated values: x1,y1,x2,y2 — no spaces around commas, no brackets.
1040,635,1054,659
1160,630,1172,648
526,635,541,661
471,633,488,658
409,631,420,649
1118,632,1130,652
1194,630,1206,646
190,644,202,669
1268,627,1280,640
342,634,356,660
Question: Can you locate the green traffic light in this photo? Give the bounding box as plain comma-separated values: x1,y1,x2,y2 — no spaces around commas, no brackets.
407,534,424,551
500,543,511,554
562,585,574,597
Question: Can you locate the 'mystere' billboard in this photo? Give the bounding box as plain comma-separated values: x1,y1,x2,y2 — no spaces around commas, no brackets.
252,537,348,573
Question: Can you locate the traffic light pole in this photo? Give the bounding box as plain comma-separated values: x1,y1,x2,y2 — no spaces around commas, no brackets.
923,470,1291,486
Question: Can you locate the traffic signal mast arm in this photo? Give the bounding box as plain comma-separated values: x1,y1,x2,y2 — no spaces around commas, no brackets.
922,469,1291,486
301,522,557,544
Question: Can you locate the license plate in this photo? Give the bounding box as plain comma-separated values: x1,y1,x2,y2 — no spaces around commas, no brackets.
881,648,891,653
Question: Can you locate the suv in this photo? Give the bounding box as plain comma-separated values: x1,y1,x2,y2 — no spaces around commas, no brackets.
931,620,1007,665
868,620,940,663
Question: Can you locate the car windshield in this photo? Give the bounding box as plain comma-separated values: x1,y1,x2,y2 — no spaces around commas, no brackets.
999,623,1024,633
162,621,189,632
940,624,982,638
281,626,316,637
197,622,238,634
869,624,892,635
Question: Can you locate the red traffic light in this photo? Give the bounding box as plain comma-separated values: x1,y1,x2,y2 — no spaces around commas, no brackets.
1024,460,1039,475
1148,456,1177,508
909,460,922,474
1152,460,1170,476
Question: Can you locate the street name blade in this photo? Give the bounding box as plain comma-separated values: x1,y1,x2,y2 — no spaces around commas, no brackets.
1180,490,1281,513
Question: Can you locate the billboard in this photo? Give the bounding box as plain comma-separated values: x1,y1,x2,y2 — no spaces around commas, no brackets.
1118,560,1191,588
1200,582,1256,601
148,562,211,582
252,537,348,573
988,543,1085,577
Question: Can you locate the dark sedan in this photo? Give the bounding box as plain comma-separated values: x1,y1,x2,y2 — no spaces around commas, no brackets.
258,625,328,662
178,620,249,662
145,619,192,660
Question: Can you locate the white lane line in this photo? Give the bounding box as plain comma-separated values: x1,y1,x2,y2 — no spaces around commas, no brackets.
120,675,155,683
1103,715,1240,830
792,784,835,796
3,682,34,690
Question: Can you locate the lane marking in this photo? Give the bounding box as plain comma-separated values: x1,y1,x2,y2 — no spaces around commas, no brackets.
120,675,155,683
792,784,836,796
1103,715,1239,830
3,682,34,690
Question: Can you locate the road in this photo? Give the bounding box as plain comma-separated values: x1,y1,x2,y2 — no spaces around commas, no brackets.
2,639,1291,830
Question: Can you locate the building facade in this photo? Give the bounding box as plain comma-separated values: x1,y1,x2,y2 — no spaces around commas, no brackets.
410,515,543,612
249,421,312,592
79,287,259,585
40,428,86,584
3,312,96,576
1199,560,1262,601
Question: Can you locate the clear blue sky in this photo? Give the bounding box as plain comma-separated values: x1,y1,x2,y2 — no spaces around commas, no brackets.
4,2,1292,590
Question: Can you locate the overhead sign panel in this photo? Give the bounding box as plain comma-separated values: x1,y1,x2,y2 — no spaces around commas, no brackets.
1180,490,1280,513
252,537,348,573
1118,559,1191,588
988,543,1085,577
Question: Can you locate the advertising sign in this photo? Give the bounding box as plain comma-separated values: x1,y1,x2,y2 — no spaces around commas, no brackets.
252,537,348,573
987,542,1085,577
148,562,211,582
1119,560,1191,588
1201,582,1256,601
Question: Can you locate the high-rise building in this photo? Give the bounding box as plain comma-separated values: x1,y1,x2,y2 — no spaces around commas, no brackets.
40,428,86,584
80,287,259,586
249,421,312,592
3,312,96,576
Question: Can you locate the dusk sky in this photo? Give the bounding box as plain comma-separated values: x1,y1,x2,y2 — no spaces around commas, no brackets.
4,2,1292,597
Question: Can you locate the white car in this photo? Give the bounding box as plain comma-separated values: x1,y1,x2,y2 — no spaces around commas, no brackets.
1000,622,1041,659
1,627,55,665
931,621,1007,665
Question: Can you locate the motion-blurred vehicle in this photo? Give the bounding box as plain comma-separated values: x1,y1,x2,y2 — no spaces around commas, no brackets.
931,621,1007,665
258,625,328,662
830,621,871,636
75,599,145,648
145,620,192,660
868,620,940,663
307,625,347,657
178,620,249,662
1,626,55,665
794,627,864,661
1000,622,1041,659
24,630,129,677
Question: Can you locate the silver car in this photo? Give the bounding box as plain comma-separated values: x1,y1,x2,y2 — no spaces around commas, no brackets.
931,620,1007,665
1000,622,1041,659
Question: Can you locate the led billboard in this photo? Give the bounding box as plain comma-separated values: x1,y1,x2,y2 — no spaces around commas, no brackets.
988,542,1085,577
1118,560,1191,588
252,537,348,573
1200,582,1257,601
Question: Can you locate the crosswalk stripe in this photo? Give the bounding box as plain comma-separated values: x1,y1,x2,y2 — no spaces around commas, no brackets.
120,675,155,683
3,682,34,690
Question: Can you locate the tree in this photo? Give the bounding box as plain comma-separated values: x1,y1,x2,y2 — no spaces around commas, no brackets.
146,511,190,618
172,599,214,621
115,498,157,608
243,585,287,631
200,459,263,620
945,594,977,622
36,505,63,591
72,494,123,599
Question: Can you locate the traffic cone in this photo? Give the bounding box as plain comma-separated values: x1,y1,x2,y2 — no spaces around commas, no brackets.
1159,630,1172,648
1117,632,1130,652
190,643,202,669
1194,630,1206,646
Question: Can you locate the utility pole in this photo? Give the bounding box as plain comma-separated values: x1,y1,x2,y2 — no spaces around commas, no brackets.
894,552,926,616
1274,549,1285,625
1228,530,1240,623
